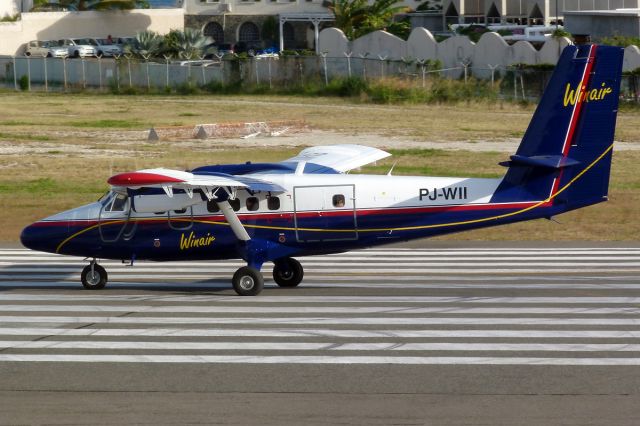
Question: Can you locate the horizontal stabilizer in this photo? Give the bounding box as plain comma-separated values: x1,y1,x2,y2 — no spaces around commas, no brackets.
500,155,581,169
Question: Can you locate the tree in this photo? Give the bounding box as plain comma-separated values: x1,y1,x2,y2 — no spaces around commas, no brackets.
32,0,149,11
328,0,369,40
162,28,213,59
329,0,410,40
127,30,163,59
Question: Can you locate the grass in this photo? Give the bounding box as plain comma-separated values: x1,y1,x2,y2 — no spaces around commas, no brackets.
2,92,640,144
1,92,639,242
0,132,51,141
70,119,144,129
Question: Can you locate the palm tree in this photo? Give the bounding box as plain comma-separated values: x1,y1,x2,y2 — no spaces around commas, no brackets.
360,0,409,36
162,28,213,60
128,30,163,59
32,0,148,11
329,0,409,39
328,0,369,40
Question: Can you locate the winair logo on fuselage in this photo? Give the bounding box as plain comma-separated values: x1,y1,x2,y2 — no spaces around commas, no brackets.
563,82,612,107
179,232,215,250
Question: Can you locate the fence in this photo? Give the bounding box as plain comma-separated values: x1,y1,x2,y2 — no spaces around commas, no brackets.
1,55,639,103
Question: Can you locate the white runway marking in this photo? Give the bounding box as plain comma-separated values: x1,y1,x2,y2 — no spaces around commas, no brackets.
0,340,639,352
2,354,640,365
2,327,640,339
2,315,640,326
1,247,640,365
3,304,640,315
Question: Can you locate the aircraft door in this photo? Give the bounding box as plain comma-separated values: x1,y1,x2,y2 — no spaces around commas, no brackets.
293,185,358,242
98,192,137,243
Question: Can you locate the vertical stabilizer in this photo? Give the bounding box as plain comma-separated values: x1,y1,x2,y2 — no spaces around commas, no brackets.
492,44,624,212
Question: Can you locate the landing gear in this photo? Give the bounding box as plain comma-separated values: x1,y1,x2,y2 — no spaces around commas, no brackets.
273,258,304,288
81,261,108,290
232,266,264,296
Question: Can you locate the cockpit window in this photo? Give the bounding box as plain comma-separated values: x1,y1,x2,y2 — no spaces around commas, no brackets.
107,193,128,212
97,191,111,204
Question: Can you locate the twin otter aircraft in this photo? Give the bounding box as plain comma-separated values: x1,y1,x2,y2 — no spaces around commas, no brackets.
21,44,623,295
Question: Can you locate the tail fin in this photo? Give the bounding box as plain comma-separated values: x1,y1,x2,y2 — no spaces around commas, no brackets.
492,44,624,212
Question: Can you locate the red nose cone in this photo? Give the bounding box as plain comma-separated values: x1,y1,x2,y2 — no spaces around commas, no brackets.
107,172,184,186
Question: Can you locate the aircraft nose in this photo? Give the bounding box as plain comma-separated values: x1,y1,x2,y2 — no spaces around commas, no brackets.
20,222,60,254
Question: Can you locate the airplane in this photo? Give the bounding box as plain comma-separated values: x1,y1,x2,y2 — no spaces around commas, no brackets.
20,44,623,296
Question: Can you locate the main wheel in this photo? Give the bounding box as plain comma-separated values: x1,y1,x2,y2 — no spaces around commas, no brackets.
273,258,304,288
232,266,264,296
81,263,108,290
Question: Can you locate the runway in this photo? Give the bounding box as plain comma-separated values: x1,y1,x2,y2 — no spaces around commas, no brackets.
1,245,640,424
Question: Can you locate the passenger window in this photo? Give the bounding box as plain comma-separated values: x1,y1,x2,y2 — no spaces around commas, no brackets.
267,196,280,211
207,200,219,213
109,193,128,212
246,197,259,211
154,211,165,215
332,194,345,208
174,208,187,214
229,198,240,211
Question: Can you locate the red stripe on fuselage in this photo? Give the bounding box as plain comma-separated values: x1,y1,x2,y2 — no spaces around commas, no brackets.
30,200,543,228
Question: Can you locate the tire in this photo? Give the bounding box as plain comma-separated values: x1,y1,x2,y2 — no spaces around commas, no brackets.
272,258,304,288
81,263,108,290
97,51,103,58
73,50,80,58
232,266,264,296
25,52,31,57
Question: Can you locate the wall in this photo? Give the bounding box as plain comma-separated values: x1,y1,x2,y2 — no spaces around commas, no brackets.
319,27,640,75
0,9,185,56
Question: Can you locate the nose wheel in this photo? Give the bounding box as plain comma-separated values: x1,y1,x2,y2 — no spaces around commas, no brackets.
81,262,108,290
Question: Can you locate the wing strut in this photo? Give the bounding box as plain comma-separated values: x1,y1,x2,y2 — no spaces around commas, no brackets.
218,200,251,241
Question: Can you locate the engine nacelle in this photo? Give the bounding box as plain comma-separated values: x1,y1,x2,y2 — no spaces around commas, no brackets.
131,194,203,213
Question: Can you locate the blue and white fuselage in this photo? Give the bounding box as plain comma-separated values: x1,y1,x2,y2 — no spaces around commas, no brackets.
20,44,625,295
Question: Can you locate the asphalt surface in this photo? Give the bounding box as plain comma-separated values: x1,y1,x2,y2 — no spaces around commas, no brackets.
1,243,640,425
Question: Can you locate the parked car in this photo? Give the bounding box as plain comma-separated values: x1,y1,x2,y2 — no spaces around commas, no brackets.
115,36,137,53
58,38,97,58
203,43,234,59
88,37,123,57
175,60,220,67
24,40,69,58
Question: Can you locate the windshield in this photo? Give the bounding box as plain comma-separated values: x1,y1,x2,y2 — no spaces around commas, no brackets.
98,191,112,205
99,191,129,212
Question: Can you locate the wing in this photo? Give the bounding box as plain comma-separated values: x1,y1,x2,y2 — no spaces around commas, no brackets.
107,168,284,197
284,144,391,173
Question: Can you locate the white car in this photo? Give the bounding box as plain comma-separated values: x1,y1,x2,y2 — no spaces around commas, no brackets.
24,40,69,58
58,38,97,58
89,38,123,57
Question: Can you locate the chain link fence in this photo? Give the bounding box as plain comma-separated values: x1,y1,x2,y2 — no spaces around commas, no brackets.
2,55,639,103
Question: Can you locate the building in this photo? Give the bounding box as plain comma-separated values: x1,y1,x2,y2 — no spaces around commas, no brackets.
183,1,336,52
1,0,34,17
437,0,638,28
565,8,640,38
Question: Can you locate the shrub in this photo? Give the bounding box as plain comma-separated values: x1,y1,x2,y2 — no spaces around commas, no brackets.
324,76,368,97
18,75,28,91
600,35,640,48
